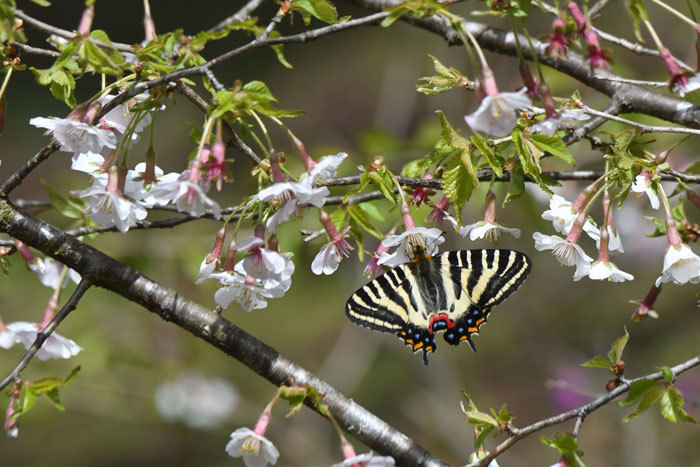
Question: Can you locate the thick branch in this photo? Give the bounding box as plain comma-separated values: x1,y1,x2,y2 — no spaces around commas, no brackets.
0,199,446,467
345,0,700,128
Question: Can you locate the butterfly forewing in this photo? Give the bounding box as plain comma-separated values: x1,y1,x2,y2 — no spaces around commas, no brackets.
345,249,531,361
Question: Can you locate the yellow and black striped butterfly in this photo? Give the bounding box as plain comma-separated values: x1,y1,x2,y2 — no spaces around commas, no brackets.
346,246,531,364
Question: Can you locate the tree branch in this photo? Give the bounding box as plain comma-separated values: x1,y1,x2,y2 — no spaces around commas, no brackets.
469,354,700,466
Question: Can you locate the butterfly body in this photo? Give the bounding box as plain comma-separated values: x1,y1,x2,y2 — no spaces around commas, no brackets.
346,249,531,363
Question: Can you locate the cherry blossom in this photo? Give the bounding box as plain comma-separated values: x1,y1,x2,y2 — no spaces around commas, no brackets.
226,413,279,467
14,240,45,275
655,243,700,286
546,17,569,56
209,265,287,312
100,92,153,138
5,321,82,360
541,194,599,239
533,232,593,281
660,48,689,95
38,258,82,290
378,227,444,267
145,171,222,217
311,211,354,275
76,167,148,233
30,116,116,156
588,261,634,282
254,181,329,233
300,152,348,187
364,242,391,277
464,89,531,137
631,173,659,209
531,110,590,135
427,196,450,225
460,221,521,242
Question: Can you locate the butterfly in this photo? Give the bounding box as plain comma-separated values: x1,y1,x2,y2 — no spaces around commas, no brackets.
345,245,531,365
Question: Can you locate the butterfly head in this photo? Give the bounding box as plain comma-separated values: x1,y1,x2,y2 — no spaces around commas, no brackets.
407,239,430,263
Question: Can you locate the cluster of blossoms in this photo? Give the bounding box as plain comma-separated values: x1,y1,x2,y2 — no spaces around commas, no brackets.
31,93,226,233
533,173,700,291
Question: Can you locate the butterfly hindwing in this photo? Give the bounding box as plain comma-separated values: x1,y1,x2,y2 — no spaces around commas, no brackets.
345,249,531,361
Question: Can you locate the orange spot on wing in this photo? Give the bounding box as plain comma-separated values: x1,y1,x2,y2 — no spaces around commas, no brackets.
468,327,479,333
475,317,485,326
413,341,424,350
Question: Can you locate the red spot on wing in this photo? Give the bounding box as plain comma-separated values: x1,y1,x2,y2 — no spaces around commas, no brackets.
428,313,456,335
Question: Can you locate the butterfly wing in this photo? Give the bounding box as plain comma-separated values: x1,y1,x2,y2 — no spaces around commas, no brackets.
440,249,531,350
345,263,439,354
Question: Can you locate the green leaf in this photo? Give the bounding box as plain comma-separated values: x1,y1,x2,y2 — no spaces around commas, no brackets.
530,133,575,166
348,216,364,262
290,0,339,24
348,204,383,240
659,388,700,424
359,202,385,223
471,132,503,177
474,425,495,451
625,0,648,42
442,154,474,222
44,388,65,411
12,366,81,420
607,327,629,364
541,433,585,467
504,166,525,204
401,159,428,178
617,380,659,407
330,208,347,232
660,366,674,383
40,178,88,219
416,55,469,95
581,355,612,369
622,388,664,422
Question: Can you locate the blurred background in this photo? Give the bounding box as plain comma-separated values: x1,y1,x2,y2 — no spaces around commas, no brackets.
1,0,699,465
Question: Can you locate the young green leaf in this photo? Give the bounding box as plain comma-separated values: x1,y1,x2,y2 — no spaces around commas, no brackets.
659,388,700,424
541,433,585,467
581,355,612,369
471,133,503,177
617,379,659,408
622,388,665,422
290,0,339,24
660,366,674,383
348,204,383,240
607,327,629,365
529,133,575,166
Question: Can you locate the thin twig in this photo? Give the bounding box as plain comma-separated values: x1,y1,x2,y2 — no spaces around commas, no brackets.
470,354,700,466
12,41,60,57
15,10,134,53
0,141,60,196
0,278,93,392
175,82,263,165
582,105,700,135
97,12,389,118
209,0,265,32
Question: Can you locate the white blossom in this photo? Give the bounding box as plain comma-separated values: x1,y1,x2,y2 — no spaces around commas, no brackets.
0,328,16,349
145,171,221,217
533,232,593,281
541,194,599,239
459,221,521,242
594,225,624,255
71,151,106,174
311,243,343,275
100,93,153,138
631,174,660,210
588,261,634,282
154,371,238,429
225,427,279,467
378,227,445,267
531,110,590,135
301,152,348,187
6,322,81,360
75,174,148,233
332,452,396,467
254,181,329,233
30,116,116,155
464,90,531,137
655,243,700,286
38,258,82,290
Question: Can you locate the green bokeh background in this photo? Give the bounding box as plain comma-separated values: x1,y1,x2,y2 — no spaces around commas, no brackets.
1,0,699,465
